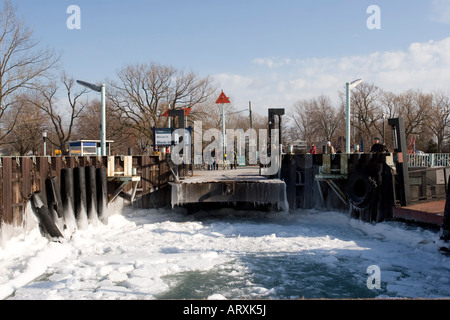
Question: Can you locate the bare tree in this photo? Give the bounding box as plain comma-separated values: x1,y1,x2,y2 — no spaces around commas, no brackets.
379,91,398,119
3,95,50,155
313,95,344,144
379,89,434,151
428,90,450,152
108,62,216,150
194,99,242,131
0,0,59,142
288,83,450,154
348,82,383,146
25,72,88,154
289,95,343,147
74,98,138,155
288,99,315,144
395,89,432,144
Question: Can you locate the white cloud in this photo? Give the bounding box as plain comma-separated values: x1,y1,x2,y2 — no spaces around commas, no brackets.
430,0,450,24
252,57,276,68
251,57,292,68
215,37,450,116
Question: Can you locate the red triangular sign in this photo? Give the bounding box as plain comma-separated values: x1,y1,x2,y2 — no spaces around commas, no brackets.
161,108,169,117
161,107,191,117
215,91,231,104
182,107,192,116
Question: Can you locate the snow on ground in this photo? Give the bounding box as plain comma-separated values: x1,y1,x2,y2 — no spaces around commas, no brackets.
1,205,449,300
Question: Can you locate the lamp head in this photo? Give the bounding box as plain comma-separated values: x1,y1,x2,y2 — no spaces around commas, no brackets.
349,79,363,90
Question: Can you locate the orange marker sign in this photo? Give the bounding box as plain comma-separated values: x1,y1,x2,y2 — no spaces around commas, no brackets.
215,91,231,104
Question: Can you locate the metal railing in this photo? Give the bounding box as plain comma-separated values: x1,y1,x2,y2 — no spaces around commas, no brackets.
407,153,450,167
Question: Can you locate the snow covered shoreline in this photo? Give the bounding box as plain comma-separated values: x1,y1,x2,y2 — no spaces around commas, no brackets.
1,205,449,300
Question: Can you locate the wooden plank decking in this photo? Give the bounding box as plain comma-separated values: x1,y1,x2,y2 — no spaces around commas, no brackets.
393,199,445,226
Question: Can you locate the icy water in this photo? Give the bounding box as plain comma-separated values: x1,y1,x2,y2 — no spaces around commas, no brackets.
157,255,377,299
2,206,450,299
154,210,449,299
156,211,378,299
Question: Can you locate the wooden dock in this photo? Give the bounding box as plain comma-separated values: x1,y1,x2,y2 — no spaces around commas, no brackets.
393,199,445,227
0,155,172,230
169,167,288,210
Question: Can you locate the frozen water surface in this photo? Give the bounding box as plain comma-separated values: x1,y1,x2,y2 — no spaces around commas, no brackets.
1,206,449,300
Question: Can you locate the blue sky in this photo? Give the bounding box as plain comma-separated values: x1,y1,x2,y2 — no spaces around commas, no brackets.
13,0,450,115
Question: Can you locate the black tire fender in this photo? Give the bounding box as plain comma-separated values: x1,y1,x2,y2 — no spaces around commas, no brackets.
346,170,378,209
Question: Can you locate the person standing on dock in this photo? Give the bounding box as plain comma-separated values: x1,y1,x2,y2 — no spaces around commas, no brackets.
323,141,335,154
370,137,389,153
209,149,217,170
232,148,238,169
310,143,317,154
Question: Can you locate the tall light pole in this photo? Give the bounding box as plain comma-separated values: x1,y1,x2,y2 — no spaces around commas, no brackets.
215,91,231,167
76,80,106,156
249,101,253,130
100,84,106,156
346,79,363,153
382,112,387,144
42,129,48,156
222,102,225,162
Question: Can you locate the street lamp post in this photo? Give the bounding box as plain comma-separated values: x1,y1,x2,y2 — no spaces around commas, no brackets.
100,84,106,156
222,102,226,167
42,129,48,156
215,91,231,167
249,101,253,130
345,79,363,153
76,80,106,156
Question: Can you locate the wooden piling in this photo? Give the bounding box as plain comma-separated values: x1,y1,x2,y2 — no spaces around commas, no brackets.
61,167,77,234
441,177,450,240
2,157,12,224
30,192,63,239
86,166,98,224
73,166,88,229
0,155,185,239
96,167,108,223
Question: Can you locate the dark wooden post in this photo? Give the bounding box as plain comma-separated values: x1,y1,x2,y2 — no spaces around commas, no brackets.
2,157,12,224
85,166,98,223
74,166,88,228
388,117,411,206
441,176,450,241
96,167,108,223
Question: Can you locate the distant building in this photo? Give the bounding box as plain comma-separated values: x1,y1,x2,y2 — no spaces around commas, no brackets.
68,140,113,156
